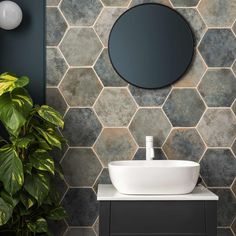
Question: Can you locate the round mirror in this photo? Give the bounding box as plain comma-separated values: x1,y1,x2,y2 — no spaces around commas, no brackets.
108,3,194,89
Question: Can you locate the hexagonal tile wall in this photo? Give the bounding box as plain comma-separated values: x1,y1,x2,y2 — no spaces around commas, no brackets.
65,228,96,236
198,69,236,107
59,28,103,66
94,128,137,167
62,108,102,147
59,68,102,106
176,8,206,44
46,7,67,46
48,220,67,236
232,100,236,116
62,188,98,226
46,48,68,86
61,148,102,187
173,51,206,87
129,108,171,147
198,29,236,67
46,88,68,115
211,189,236,227
200,149,236,187
217,228,234,236
129,0,172,7
94,88,137,127
60,0,103,26
163,128,205,162
197,109,236,147
93,168,111,192
94,8,126,46
232,60,236,75
232,179,236,196
102,0,130,6
170,0,199,7
232,140,236,156
163,89,205,127
128,85,171,107
94,48,127,87
133,148,167,160
198,0,236,27
46,0,61,6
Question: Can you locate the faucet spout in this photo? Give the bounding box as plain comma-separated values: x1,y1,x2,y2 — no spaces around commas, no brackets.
146,136,154,161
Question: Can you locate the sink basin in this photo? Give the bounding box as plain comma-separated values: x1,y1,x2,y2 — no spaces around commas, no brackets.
108,160,200,195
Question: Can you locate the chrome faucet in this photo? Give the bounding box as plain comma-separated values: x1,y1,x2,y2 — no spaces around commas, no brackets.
146,136,154,161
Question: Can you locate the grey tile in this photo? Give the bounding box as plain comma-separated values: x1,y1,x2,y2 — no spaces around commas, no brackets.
232,100,236,116
93,218,99,235
130,0,171,7
94,8,126,46
232,61,236,75
233,22,236,35
177,8,206,44
94,48,127,87
94,88,137,127
174,51,206,87
129,85,171,107
197,109,236,147
232,219,236,236
198,69,236,107
217,228,234,236
129,108,171,147
51,172,68,201
102,0,130,6
62,108,102,147
47,0,61,6
46,88,68,115
48,220,67,236
232,140,236,156
65,228,96,236
211,189,236,227
46,48,68,86
163,89,205,127
170,0,199,7
133,148,167,160
198,29,236,67
59,68,102,107
93,168,111,192
62,188,98,226
232,179,236,196
50,142,68,163
94,128,137,167
46,8,67,46
163,128,205,162
198,0,236,27
60,0,103,26
60,28,102,66
62,148,102,187
200,149,236,187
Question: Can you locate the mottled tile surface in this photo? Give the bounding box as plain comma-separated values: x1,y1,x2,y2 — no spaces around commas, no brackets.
232,140,236,156
232,179,236,196
46,8,67,46
62,188,98,226
217,228,234,236
232,100,236,116
170,0,199,7
177,8,206,44
163,89,205,127
130,0,171,7
94,128,137,167
133,148,167,160
94,8,126,46
198,69,236,107
198,0,236,27
60,28,102,66
94,88,137,127
46,48,68,86
60,0,103,26
200,149,236,187
174,52,206,87
197,109,236,147
46,88,68,115
199,29,236,67
48,220,67,236
232,61,236,75
62,108,102,147
93,168,111,192
62,148,102,186
163,129,205,162
60,68,102,106
65,228,96,236
93,218,99,235
102,0,130,6
46,0,61,6
211,189,236,227
129,108,171,147
129,85,171,107
94,48,127,87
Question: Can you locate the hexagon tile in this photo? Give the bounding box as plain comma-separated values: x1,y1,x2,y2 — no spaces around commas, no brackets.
65,228,96,236
130,0,172,7
94,128,137,167
60,0,103,26
60,68,102,107
133,148,167,160
163,128,205,162
102,0,130,6
170,0,199,7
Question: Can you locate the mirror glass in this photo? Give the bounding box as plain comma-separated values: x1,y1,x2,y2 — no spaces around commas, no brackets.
108,3,194,89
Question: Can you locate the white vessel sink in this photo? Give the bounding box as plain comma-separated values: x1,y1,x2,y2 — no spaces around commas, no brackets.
108,160,200,195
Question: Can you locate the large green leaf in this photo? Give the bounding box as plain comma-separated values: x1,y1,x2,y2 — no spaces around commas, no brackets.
0,88,33,136
0,73,29,96
0,197,13,225
47,207,67,220
27,217,48,233
0,145,24,194
1,190,19,207
15,135,35,148
29,149,54,174
20,192,35,209
38,105,64,128
24,172,50,205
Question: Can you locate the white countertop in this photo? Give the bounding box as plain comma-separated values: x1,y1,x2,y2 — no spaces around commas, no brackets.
97,184,219,201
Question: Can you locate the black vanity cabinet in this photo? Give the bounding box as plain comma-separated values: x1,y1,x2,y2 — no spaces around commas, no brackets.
98,185,218,236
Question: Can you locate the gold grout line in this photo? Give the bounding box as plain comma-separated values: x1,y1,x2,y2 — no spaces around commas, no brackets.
91,167,104,190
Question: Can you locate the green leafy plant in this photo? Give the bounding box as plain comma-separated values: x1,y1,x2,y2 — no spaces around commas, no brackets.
0,73,67,235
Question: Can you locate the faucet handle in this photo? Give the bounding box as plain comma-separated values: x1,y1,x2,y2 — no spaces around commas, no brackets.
146,136,153,148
